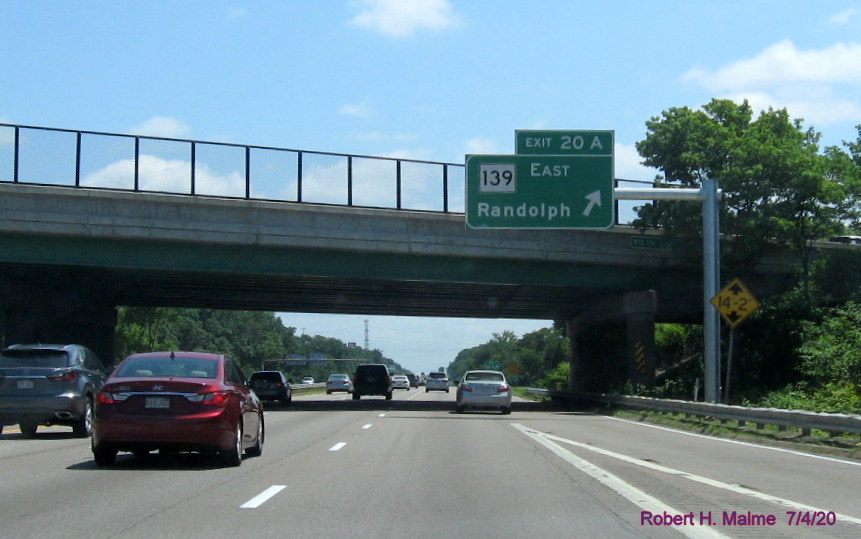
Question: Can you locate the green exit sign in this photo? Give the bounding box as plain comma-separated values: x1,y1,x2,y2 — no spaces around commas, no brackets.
465,154,614,229
516,130,613,155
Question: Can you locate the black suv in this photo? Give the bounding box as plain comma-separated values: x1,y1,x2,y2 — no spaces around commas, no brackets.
0,344,108,437
248,370,292,406
352,364,393,400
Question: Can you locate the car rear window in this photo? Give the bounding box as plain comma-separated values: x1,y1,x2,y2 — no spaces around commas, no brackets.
465,372,504,382
115,357,217,378
428,372,446,379
251,372,282,382
0,350,69,368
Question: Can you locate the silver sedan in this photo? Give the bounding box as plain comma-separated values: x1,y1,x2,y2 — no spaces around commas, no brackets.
455,370,512,414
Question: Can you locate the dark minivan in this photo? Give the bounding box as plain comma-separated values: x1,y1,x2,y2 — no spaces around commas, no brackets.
0,344,108,437
352,364,393,400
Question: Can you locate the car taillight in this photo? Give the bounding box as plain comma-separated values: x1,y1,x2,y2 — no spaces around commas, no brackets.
460,384,473,392
497,385,510,393
188,391,230,406
97,391,129,405
48,371,79,383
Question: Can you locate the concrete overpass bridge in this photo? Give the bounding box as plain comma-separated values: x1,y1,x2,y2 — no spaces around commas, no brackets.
0,124,800,391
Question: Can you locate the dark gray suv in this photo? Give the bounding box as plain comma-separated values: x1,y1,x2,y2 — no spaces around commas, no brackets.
0,344,108,437
352,363,393,400
248,370,292,406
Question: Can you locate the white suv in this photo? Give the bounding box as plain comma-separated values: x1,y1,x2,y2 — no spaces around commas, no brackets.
425,372,450,393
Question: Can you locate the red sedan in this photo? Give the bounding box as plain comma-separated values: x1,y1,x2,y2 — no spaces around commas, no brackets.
92,351,264,467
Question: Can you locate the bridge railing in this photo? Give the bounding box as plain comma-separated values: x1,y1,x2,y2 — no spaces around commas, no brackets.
0,123,464,213
0,123,648,223
526,388,861,438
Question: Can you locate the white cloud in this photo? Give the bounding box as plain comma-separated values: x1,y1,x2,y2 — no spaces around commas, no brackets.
82,154,245,196
130,117,191,138
684,40,861,90
351,131,419,143
614,143,657,182
339,103,375,119
463,137,501,155
722,89,861,126
226,7,247,21
349,0,461,38
828,8,856,25
682,40,861,127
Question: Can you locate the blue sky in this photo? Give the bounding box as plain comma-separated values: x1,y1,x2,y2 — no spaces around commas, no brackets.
3,1,861,374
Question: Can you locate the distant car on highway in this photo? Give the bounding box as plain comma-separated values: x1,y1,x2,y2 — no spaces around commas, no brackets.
301,377,315,385
455,370,512,414
92,351,264,467
248,370,292,405
326,373,353,394
830,235,861,245
352,363,393,400
407,374,420,388
391,375,410,390
425,372,450,393
0,344,108,438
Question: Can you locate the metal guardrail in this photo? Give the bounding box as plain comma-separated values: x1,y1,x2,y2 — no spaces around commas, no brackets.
526,388,861,437
0,123,651,223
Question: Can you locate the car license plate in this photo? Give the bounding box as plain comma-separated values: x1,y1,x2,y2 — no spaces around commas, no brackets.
145,396,170,409
17,379,34,390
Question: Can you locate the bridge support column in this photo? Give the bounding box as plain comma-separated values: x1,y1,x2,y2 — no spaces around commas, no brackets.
566,290,656,393
1,278,117,366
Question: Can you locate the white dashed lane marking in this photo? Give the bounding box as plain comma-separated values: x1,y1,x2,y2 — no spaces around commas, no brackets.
240,485,286,509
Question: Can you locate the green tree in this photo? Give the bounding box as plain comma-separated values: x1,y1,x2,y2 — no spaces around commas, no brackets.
798,302,861,386
635,99,857,292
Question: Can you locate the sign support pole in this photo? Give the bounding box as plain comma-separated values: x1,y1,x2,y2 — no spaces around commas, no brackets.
615,180,722,402
702,178,721,403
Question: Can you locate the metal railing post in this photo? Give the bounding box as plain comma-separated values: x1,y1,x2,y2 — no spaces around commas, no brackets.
190,142,196,195
443,164,449,213
245,146,251,199
347,156,353,206
75,132,82,187
396,160,402,209
13,127,20,183
296,151,303,202
133,137,140,191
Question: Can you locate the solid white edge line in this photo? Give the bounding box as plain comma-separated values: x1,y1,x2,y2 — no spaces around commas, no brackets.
240,485,286,509
511,423,727,539
605,415,861,468
514,423,861,528
329,442,347,452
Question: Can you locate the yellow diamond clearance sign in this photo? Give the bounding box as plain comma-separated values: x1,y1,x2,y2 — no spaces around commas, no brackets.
710,278,761,327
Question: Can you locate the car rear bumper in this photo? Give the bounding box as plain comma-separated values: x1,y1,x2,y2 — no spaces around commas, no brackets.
456,393,512,408
0,394,88,425
93,410,235,451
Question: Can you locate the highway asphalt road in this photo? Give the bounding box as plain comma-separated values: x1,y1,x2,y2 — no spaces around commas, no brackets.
2,387,859,538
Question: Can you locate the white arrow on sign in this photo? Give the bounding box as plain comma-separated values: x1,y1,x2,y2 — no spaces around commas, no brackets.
583,190,602,216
